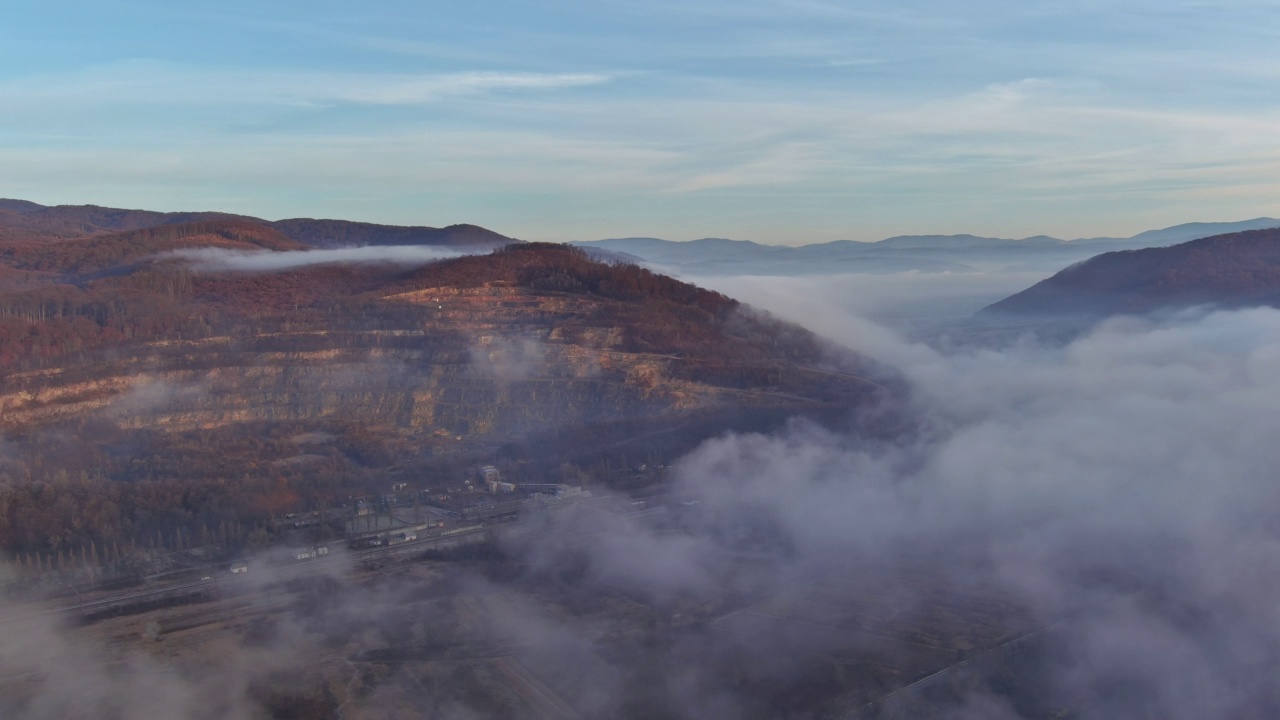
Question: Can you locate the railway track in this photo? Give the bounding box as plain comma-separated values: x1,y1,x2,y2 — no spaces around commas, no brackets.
4,495,645,626
1,525,489,625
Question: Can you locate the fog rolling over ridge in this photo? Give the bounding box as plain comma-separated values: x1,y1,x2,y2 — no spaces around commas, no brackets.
490,285,1280,716
6,287,1279,717
8,0,1280,709
645,284,1280,717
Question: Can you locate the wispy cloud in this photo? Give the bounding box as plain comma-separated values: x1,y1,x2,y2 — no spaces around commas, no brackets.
5,68,1280,243
4,2,1280,241
0,62,610,110
300,71,610,105
667,140,830,192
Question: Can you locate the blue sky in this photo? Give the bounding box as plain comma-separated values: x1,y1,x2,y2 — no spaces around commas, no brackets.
2,1,1279,243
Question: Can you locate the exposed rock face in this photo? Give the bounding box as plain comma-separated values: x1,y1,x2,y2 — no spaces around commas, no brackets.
0,238,885,475
0,211,898,564
0,336,710,434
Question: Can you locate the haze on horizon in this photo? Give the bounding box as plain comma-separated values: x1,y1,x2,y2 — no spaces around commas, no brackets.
3,1,1280,245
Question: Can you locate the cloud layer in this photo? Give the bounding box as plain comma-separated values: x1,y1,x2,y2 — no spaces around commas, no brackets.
494,299,1280,716
4,264,1280,716
4,2,1280,241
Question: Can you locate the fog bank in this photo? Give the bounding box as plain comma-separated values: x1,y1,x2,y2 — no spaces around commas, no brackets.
500,294,1280,717
693,270,1050,341
6,274,1280,717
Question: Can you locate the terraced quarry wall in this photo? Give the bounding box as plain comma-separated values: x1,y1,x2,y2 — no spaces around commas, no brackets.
0,242,887,560
0,276,875,442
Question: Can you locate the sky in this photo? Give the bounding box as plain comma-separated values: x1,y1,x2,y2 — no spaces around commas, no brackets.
2,0,1280,244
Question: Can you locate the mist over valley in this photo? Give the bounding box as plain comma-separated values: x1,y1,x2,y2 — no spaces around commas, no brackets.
0,197,1279,717
5,1,1280,715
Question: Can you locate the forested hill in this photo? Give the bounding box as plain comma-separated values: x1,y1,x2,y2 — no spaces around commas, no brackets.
0,198,519,250
0,235,886,562
0,220,304,275
402,242,735,316
981,228,1280,319
271,219,513,249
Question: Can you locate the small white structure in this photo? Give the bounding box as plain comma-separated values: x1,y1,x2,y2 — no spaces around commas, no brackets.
386,531,418,546
230,562,249,574
487,479,517,494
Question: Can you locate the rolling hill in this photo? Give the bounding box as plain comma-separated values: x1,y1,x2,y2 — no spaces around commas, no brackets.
0,220,888,560
0,199,520,251
980,228,1280,319
271,218,515,249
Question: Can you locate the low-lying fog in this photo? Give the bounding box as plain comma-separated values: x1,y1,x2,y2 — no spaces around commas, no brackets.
680,271,1280,717
692,269,1052,341
5,267,1279,718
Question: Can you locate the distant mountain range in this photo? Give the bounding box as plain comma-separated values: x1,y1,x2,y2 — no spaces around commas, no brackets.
0,199,518,250
7,199,1279,279
573,218,1280,276
980,228,1280,320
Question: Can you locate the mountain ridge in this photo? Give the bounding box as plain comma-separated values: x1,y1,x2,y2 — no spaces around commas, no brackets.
0,199,521,251
980,227,1280,319
574,218,1280,275
7,199,1277,272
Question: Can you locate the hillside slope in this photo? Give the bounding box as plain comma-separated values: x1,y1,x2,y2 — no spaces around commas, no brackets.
981,228,1280,318
0,240,887,557
0,220,305,275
